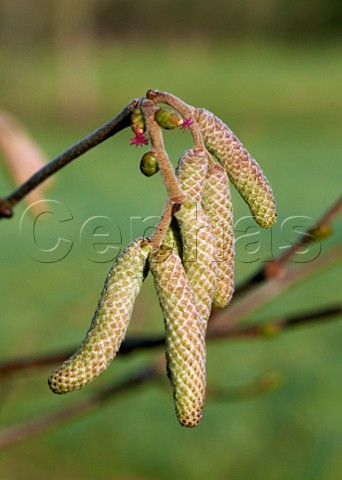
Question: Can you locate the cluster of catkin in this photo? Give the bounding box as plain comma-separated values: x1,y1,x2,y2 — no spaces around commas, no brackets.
48,94,276,428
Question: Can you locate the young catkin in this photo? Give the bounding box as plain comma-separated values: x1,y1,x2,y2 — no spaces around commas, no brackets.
48,238,151,394
149,238,206,427
194,108,276,229
175,149,217,327
201,165,234,308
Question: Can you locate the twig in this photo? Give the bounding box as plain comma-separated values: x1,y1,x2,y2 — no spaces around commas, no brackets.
234,194,342,298
208,244,342,336
0,335,164,378
0,306,339,447
207,372,282,403
141,99,186,248
1,301,341,380
147,90,194,119
0,362,162,448
219,303,342,339
141,99,185,204
0,244,340,379
0,100,138,219
146,90,215,166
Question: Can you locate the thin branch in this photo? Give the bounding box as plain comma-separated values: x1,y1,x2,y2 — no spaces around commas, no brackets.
146,90,214,165
0,303,340,447
0,100,138,219
219,303,342,339
0,362,162,448
0,244,340,379
0,335,164,379
208,244,342,336
147,90,194,119
207,372,282,403
149,201,173,249
141,99,185,204
234,194,342,298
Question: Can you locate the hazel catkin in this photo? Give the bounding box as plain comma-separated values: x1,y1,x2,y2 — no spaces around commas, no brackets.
201,165,234,308
149,235,206,427
48,238,151,394
194,108,276,229
175,149,217,328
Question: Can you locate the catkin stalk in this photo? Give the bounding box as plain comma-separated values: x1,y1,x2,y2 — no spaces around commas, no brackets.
48,238,151,394
149,239,206,427
194,108,276,229
202,165,234,307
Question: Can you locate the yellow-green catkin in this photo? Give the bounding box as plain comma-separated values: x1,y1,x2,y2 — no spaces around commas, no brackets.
194,108,276,229
48,239,151,394
175,149,217,327
149,236,206,427
201,165,234,307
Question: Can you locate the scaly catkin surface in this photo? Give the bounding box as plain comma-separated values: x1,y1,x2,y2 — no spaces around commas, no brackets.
149,244,206,427
48,239,151,394
175,148,207,203
194,108,276,229
175,149,217,327
202,165,235,307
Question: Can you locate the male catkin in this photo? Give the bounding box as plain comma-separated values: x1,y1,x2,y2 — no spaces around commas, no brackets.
149,237,206,427
202,165,234,308
48,239,151,394
175,149,217,327
194,108,276,229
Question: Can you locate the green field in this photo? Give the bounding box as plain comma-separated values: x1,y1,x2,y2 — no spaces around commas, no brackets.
0,42,341,480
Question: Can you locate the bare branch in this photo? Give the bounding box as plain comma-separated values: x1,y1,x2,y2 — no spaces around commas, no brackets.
0,335,164,378
207,371,282,403
0,362,162,448
141,99,185,204
208,244,342,335
218,303,342,339
234,194,342,298
0,100,138,219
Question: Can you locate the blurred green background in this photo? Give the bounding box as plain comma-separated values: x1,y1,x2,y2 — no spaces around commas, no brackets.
0,1,341,479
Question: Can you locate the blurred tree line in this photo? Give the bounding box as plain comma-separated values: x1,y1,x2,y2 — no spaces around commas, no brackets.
1,0,342,51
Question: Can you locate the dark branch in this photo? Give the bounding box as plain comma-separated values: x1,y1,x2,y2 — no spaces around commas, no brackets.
1,304,340,379
0,363,160,448
234,194,342,299
0,100,138,219
207,371,281,403
0,335,164,378
217,303,342,339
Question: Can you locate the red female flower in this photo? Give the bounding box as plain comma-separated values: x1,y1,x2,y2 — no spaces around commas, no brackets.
130,131,149,147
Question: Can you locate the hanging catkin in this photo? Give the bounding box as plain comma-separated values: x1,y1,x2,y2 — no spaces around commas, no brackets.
201,164,234,308
175,149,217,327
194,108,276,229
48,238,151,394
149,235,206,427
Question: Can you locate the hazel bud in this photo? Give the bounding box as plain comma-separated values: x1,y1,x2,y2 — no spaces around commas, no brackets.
140,152,159,177
131,108,145,134
155,109,182,130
